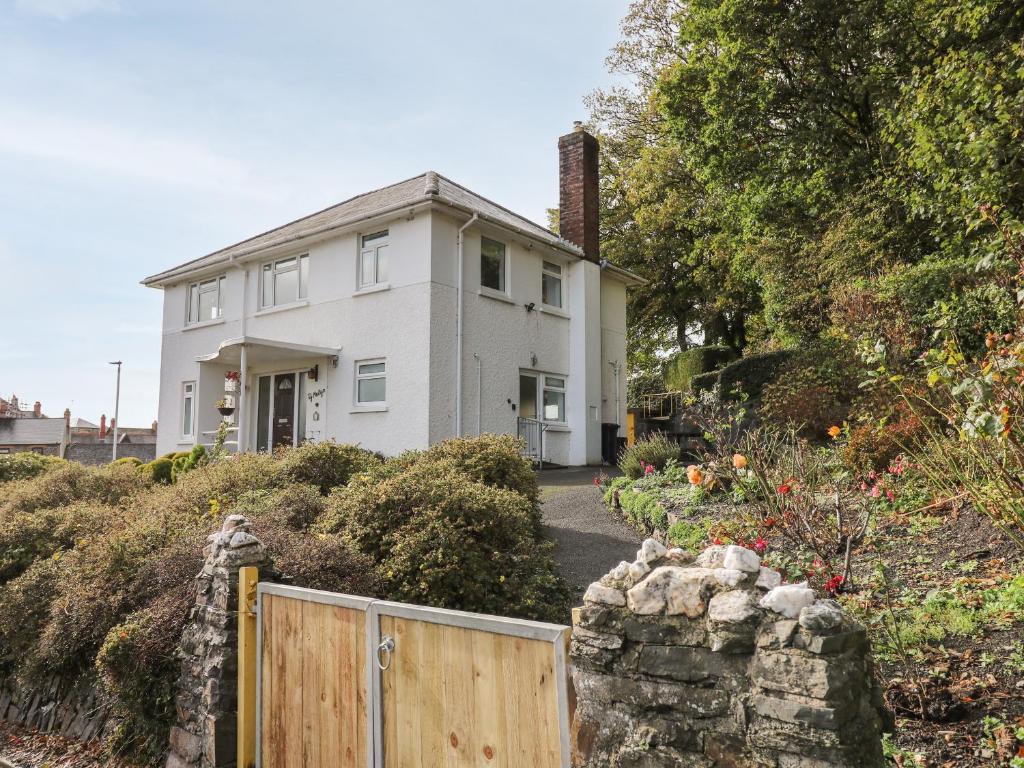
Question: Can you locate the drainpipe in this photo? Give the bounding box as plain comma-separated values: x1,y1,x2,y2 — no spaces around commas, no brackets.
473,352,482,436
234,258,248,453
455,213,478,437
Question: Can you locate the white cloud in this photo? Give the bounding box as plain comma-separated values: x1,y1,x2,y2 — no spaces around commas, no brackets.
14,0,119,20
0,107,278,199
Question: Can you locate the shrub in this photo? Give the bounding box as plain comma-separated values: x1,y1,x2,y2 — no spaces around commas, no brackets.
619,433,680,479
326,459,568,622
170,445,206,482
413,434,539,504
718,351,793,400
760,340,861,438
843,415,925,474
112,456,143,467
663,345,737,391
0,462,150,516
668,518,713,552
0,452,65,484
144,457,174,485
618,486,665,533
278,441,382,494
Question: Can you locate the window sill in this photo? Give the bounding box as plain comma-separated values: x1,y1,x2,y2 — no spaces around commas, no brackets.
255,300,309,317
353,283,391,297
350,405,388,413
182,317,225,332
542,423,570,433
539,305,569,319
477,287,515,305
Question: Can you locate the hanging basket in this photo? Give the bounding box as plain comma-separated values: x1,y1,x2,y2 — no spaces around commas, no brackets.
217,406,236,417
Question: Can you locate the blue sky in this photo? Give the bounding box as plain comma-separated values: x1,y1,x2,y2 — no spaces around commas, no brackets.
0,0,625,427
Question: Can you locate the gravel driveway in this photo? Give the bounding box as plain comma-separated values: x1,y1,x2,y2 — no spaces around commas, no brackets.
538,467,640,606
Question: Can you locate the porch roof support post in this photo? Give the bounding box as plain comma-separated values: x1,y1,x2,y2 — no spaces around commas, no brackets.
238,343,247,453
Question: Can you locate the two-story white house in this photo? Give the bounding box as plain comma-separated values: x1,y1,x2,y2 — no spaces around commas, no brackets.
142,125,642,466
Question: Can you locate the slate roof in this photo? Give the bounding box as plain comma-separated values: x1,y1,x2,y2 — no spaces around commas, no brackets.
142,172,584,286
0,417,65,446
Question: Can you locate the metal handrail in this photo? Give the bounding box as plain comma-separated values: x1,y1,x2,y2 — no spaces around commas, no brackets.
516,417,546,466
636,391,684,420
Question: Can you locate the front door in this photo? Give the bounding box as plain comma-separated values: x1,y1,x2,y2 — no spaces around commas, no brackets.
272,373,296,447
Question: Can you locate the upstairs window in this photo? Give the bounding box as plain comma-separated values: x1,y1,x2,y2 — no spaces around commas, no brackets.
261,254,309,308
542,261,563,308
359,230,390,288
187,276,225,324
480,237,506,293
355,360,387,406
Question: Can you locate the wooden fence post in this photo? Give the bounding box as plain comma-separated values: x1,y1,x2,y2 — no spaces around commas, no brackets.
238,566,259,768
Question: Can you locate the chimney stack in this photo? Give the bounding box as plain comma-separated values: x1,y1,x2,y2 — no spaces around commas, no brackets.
558,121,600,261
151,420,158,434
33,401,41,417
99,414,107,438
63,408,71,428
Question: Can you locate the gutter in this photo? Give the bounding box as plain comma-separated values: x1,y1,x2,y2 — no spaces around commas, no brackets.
455,213,479,437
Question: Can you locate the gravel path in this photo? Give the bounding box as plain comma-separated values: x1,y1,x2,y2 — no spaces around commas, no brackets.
538,467,641,605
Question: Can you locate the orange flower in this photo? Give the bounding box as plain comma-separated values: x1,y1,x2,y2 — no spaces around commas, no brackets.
732,453,747,469
686,465,703,485
827,425,841,439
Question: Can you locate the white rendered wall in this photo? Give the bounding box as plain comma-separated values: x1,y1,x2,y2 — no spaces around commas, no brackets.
600,277,628,433
567,259,603,465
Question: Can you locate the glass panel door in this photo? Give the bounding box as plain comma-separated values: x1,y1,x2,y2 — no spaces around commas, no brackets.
519,374,537,419
256,376,271,452
272,373,296,448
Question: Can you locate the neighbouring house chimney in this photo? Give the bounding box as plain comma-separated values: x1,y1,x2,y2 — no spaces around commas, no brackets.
151,420,158,434
99,414,107,438
63,408,70,428
10,395,18,411
33,401,41,417
558,121,600,261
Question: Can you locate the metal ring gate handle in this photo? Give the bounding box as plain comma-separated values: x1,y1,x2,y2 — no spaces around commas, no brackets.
376,636,395,671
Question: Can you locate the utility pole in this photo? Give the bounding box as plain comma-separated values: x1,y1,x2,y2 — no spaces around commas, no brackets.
109,361,122,461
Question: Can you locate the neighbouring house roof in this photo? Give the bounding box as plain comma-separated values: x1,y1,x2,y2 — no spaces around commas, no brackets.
0,417,65,446
69,417,98,429
142,172,592,287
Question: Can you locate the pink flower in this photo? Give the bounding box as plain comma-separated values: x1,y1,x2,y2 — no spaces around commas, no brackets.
753,537,767,554
861,481,869,492
886,489,895,502
644,464,655,476
870,486,881,498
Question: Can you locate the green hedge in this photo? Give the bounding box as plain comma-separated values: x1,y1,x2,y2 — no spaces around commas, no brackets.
0,452,65,484
663,345,737,392
691,351,793,400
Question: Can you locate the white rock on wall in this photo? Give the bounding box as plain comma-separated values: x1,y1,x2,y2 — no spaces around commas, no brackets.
755,567,782,591
638,538,668,564
626,566,715,617
629,559,652,583
712,568,746,587
584,582,627,607
759,582,816,619
707,590,761,624
696,545,728,569
722,545,761,573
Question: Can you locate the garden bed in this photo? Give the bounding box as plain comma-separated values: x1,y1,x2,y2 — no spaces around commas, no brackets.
601,464,1024,767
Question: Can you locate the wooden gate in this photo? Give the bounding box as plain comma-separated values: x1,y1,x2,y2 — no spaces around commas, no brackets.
251,582,571,768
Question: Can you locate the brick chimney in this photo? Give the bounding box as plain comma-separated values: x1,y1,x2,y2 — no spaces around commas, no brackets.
558,121,600,261
33,401,41,417
99,414,106,438
151,420,158,434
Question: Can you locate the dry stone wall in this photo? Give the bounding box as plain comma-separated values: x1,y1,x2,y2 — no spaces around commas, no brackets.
166,515,271,768
571,539,889,767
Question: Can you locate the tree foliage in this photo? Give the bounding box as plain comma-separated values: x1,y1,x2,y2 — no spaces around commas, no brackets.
596,0,1024,383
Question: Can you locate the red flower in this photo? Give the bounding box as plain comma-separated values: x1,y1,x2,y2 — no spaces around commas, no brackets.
713,537,722,545
753,536,767,554
886,489,895,502
777,483,791,494
593,476,601,486
644,464,655,476
763,517,776,528
825,575,845,596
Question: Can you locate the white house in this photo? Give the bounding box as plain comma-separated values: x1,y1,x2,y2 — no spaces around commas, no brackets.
142,125,642,466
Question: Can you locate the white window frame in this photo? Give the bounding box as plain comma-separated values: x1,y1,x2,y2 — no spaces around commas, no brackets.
480,236,507,294
359,230,390,289
260,254,309,309
542,375,567,424
541,260,563,309
186,275,226,325
354,359,387,408
181,381,196,439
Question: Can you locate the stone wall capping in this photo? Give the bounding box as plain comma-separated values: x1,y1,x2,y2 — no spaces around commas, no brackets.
571,538,887,767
